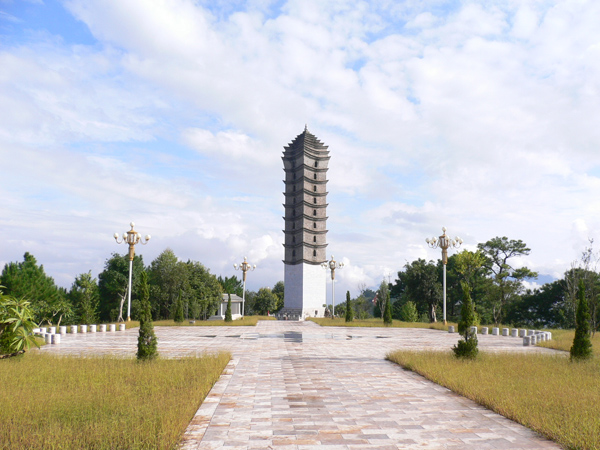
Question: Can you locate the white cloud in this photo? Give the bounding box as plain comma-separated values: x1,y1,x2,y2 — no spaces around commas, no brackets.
2,0,600,300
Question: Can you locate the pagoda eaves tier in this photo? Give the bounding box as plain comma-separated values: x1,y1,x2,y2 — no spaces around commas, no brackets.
281,128,329,265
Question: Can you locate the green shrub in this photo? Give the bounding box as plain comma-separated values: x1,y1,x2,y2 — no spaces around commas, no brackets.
399,301,419,322
570,279,592,361
383,292,392,325
453,281,478,359
225,293,232,322
345,291,353,322
137,272,158,360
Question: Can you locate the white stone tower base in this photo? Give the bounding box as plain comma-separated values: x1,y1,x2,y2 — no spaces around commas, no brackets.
279,263,326,320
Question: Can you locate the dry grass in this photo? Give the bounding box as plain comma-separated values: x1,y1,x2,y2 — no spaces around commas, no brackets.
308,317,454,331
0,351,230,450
538,329,600,355
387,350,600,450
154,316,275,327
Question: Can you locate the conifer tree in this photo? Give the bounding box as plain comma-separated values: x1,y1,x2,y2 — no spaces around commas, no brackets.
570,279,593,360
345,290,353,322
383,291,393,325
225,293,232,322
137,271,157,361
453,281,478,359
174,289,184,323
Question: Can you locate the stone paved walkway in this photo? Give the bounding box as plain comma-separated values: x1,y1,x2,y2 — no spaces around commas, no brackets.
38,321,563,449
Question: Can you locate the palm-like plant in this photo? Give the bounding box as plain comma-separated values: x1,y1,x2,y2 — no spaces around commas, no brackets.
1,287,39,354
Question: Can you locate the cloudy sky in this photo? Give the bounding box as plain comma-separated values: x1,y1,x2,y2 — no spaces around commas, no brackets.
1,0,599,302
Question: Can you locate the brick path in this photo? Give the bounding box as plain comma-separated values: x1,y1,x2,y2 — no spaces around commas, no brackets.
38,321,563,449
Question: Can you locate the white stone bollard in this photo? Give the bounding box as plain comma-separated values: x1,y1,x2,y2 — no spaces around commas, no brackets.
510,329,518,337
89,324,97,333
470,326,478,335
48,327,56,334
40,327,47,335
538,333,546,342
51,334,61,344
109,324,116,332
448,325,455,333
59,326,67,335
481,327,488,335
519,329,526,337
523,336,531,346
45,333,52,344
531,334,537,344
118,324,126,331
33,328,41,334
527,330,535,336
70,325,78,334
502,328,509,336
80,325,88,333
546,331,552,340
492,327,499,336
99,324,106,332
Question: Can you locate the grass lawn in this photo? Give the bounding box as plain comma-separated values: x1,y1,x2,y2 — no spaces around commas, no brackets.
538,328,600,355
0,351,230,450
154,315,275,327
308,317,455,330
387,350,600,450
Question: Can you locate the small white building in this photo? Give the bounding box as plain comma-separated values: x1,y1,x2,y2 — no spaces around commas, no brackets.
209,293,243,320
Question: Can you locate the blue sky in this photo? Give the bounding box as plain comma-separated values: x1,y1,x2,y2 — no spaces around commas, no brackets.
1,0,600,302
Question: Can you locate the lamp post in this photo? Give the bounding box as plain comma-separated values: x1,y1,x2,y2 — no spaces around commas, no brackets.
322,255,344,318
426,227,462,324
114,222,150,322
234,257,255,317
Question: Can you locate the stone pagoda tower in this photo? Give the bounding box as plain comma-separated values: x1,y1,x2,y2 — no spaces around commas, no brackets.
280,126,329,319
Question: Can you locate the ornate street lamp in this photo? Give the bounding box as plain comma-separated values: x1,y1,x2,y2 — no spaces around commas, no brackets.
234,257,255,317
114,222,150,322
322,255,344,318
426,227,462,324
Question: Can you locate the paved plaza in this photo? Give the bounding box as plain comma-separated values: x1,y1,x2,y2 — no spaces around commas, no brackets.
38,321,563,449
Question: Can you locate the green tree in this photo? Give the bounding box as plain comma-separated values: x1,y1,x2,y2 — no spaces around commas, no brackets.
149,249,188,320
217,275,243,297
0,252,70,325
383,290,392,325
253,287,277,315
453,281,478,359
570,280,592,360
374,280,390,319
68,271,99,325
98,253,144,322
393,259,442,322
174,289,184,322
345,290,354,322
186,261,222,320
137,271,157,360
272,281,285,312
225,293,232,322
398,301,418,322
477,237,537,324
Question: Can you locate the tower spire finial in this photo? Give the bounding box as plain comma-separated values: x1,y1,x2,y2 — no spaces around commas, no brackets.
304,123,308,132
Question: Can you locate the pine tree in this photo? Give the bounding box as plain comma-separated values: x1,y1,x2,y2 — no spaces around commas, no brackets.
225,293,232,322
345,290,353,322
174,289,184,323
570,279,592,360
383,291,392,325
453,281,478,359
137,271,157,361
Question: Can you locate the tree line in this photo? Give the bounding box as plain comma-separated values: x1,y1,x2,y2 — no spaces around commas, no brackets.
334,236,600,331
1,249,232,325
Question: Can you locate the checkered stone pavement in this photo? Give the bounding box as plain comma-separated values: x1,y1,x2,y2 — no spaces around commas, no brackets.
38,321,563,449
